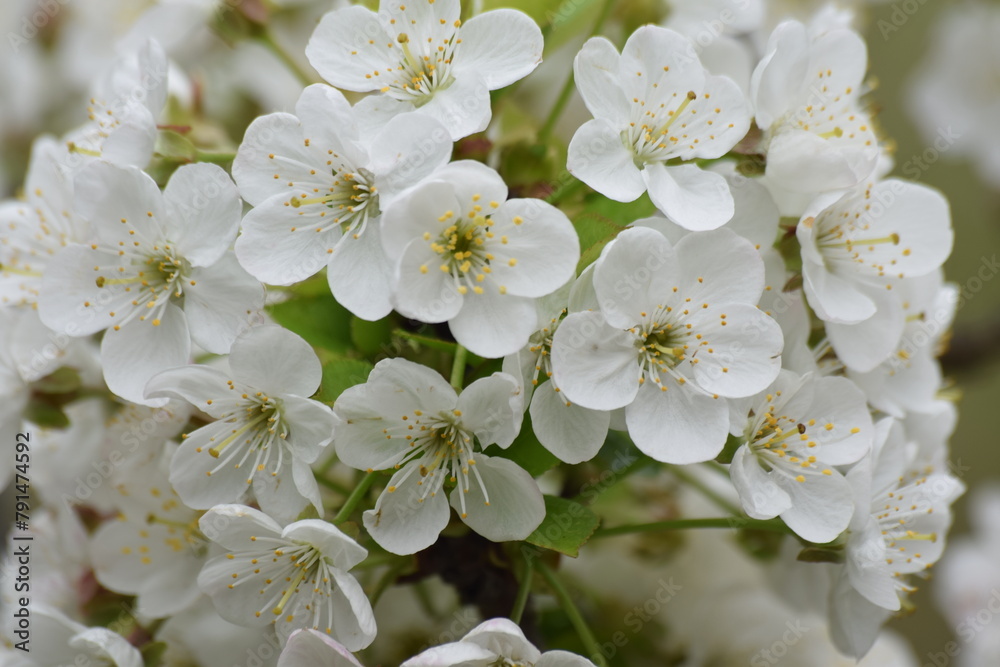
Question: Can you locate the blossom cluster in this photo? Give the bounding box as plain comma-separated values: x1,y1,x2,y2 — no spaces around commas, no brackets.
0,0,966,665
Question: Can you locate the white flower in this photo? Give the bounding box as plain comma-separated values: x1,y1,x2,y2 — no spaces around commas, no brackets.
380,161,579,358
727,370,872,543
502,281,611,465
197,504,376,650
63,39,168,171
5,606,142,667
232,83,452,320
305,0,543,141
551,226,783,463
830,418,963,658
402,617,596,667
333,357,543,555
797,179,952,372
145,325,337,524
278,629,363,667
750,20,878,193
89,442,208,618
0,136,87,308
38,161,264,405
847,271,956,418
568,26,750,230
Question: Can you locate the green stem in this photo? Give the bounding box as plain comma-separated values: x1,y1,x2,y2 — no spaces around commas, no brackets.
368,558,412,607
537,561,607,667
333,472,379,524
537,0,616,144
592,517,792,539
315,474,351,496
257,30,314,87
669,465,742,516
450,344,469,391
510,554,534,624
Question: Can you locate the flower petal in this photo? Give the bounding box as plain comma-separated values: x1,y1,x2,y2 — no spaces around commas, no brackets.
567,119,646,202
363,464,452,555
550,311,639,410
453,9,543,89
229,325,322,397
306,6,393,92
529,381,610,464
643,163,735,231
163,163,242,266
626,381,728,464
453,455,544,542
184,255,265,355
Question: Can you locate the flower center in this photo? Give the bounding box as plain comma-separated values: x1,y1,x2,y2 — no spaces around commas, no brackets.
202,394,291,483
381,408,490,518
385,31,459,105
623,90,697,165
93,245,188,328
290,167,380,239
426,211,497,296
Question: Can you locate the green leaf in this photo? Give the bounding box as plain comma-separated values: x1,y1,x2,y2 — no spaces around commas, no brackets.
267,294,353,354
316,358,374,404
351,316,394,358
24,402,69,429
525,495,600,557
154,130,197,162
141,641,168,667
573,194,656,270
30,367,81,395
715,434,746,465
492,412,560,477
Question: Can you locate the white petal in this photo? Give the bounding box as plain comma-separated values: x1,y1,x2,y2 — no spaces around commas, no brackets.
169,421,254,510
283,519,368,570
402,642,497,666
463,618,541,662
457,373,523,448
235,197,338,285
163,163,242,266
567,119,645,202
643,163,734,231
184,255,265,355
416,73,493,141
778,467,854,543
673,228,764,305
144,364,243,418
305,6,393,92
550,311,639,410
101,303,190,406
453,455,544,542
449,289,537,359
282,395,338,463
363,465,452,555
829,573,893,659
232,112,326,207
380,179,462,261
826,285,904,372
278,629,365,667
750,21,809,128
573,37,628,125
687,303,783,398
197,503,283,550
626,381,728,464
327,223,394,321
454,9,543,89
75,161,166,248
485,200,579,298
537,651,598,667
529,382,610,464
800,253,877,324
369,114,453,202
730,445,792,518
592,226,679,328
230,325,322,397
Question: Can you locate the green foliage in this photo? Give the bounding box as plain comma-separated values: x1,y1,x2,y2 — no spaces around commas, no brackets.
316,358,375,405
268,293,353,355
525,495,601,557
574,193,657,270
